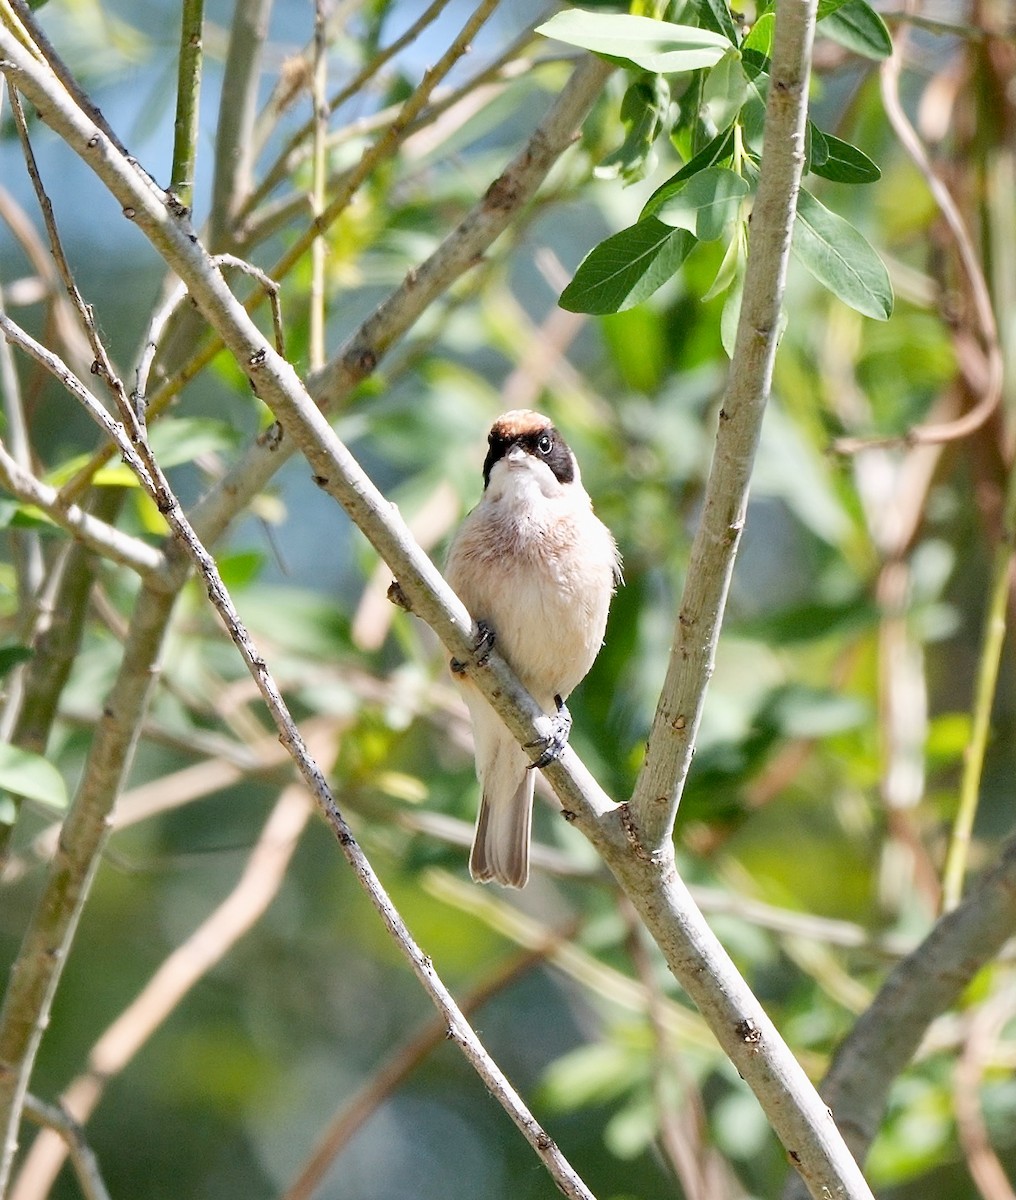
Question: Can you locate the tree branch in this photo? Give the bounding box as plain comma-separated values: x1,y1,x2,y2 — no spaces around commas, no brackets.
9,781,315,1200
0,410,164,577
630,0,819,855
782,836,1016,1200
207,0,273,250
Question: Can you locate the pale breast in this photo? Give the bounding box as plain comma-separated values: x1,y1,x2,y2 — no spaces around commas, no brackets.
446,497,617,707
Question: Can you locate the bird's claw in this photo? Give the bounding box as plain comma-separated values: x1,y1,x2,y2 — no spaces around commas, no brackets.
450,620,496,675
527,695,571,770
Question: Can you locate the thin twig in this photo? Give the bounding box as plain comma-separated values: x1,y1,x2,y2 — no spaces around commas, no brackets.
170,0,204,208
0,276,44,612
954,981,1016,1200
781,837,1016,1200
265,0,503,284
833,25,1002,452
309,0,327,372
21,1095,111,1200
9,783,314,1200
282,931,574,1200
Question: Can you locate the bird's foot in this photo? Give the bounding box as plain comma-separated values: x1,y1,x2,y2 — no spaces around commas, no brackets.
527,695,572,770
450,620,496,675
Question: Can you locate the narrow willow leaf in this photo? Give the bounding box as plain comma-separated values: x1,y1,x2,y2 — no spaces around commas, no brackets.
536,10,730,74
742,12,775,57
656,167,749,241
719,226,748,355
792,188,893,319
0,744,68,810
821,0,892,59
809,131,881,183
596,74,671,185
702,48,750,132
816,0,853,18
703,219,745,301
807,122,830,170
692,0,740,45
641,126,735,218
560,220,697,314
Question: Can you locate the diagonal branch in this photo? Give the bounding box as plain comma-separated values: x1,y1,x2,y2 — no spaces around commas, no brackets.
781,836,1016,1200
0,408,164,577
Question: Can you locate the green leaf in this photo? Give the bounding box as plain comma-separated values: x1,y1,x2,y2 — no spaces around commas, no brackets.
703,219,745,300
820,0,893,59
655,167,749,241
596,74,671,185
702,48,750,132
810,131,882,183
692,0,740,46
560,220,697,314
0,645,33,679
792,188,893,319
641,126,735,218
807,122,830,170
536,10,730,74
147,417,241,469
816,0,854,18
742,12,775,57
0,744,68,810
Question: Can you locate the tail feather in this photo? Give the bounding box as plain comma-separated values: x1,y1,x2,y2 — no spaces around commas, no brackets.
470,772,534,888
465,694,535,888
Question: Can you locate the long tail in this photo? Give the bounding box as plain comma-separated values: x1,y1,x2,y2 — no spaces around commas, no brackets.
466,698,534,888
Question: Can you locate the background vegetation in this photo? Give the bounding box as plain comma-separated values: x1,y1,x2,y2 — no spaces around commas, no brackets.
1,1,1015,1198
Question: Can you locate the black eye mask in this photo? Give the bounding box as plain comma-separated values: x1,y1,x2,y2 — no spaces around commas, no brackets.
482,427,575,489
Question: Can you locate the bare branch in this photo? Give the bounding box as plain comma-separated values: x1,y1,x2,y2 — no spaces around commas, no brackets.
208,0,274,250
781,836,1016,1200
21,1095,110,1200
9,782,314,1200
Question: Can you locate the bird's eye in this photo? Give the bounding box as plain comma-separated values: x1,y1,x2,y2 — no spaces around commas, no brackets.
537,434,553,455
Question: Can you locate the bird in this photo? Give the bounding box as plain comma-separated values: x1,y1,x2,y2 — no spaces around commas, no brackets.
445,409,620,888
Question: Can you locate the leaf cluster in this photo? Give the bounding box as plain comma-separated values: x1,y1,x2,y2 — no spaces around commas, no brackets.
539,5,892,328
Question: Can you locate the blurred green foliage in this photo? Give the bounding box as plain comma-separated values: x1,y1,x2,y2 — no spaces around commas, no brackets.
2,1,1016,1199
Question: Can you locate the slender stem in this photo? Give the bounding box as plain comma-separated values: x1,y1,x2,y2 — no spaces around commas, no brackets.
266,0,502,284
309,0,327,371
943,529,1014,908
21,1096,111,1200
629,0,818,853
170,0,204,208
208,0,273,249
